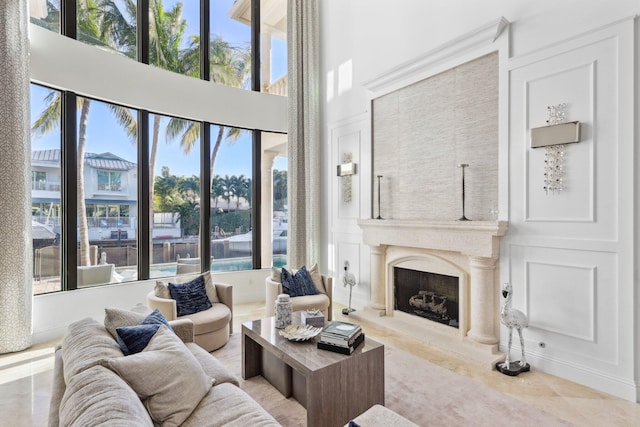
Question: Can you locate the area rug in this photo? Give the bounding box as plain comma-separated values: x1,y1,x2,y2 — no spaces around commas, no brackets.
212,334,573,426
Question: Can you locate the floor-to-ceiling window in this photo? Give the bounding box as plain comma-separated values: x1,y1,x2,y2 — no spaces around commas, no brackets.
28,0,288,294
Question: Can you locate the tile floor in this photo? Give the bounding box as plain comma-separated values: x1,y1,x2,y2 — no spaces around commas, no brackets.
1,302,639,426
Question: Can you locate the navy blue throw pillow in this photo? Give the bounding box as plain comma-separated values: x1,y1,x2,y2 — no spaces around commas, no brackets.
294,266,318,296
281,267,302,297
116,323,162,355
142,308,173,332
168,275,212,317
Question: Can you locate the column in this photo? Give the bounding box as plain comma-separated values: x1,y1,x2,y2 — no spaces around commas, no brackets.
467,256,499,344
0,0,32,353
366,244,387,314
261,151,278,267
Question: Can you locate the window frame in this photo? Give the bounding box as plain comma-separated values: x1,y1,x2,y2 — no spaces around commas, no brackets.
33,0,278,293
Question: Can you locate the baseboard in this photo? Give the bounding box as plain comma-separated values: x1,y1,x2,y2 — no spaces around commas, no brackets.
500,344,639,402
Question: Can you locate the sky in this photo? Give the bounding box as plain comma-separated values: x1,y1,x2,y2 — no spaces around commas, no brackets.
30,0,287,178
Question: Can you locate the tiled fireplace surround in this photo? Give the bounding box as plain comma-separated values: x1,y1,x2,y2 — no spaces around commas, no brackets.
354,219,508,368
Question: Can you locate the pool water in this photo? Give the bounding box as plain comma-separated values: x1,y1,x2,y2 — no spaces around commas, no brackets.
145,255,286,277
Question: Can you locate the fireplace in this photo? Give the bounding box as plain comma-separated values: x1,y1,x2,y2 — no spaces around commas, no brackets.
355,219,508,368
394,267,460,328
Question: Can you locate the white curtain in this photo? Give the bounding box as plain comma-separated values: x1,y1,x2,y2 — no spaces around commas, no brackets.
0,0,33,353
286,0,321,268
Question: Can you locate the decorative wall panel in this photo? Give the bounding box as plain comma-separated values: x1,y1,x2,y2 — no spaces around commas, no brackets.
510,35,619,240
505,18,636,401
509,244,618,365
526,261,595,342
329,114,370,310
372,52,498,221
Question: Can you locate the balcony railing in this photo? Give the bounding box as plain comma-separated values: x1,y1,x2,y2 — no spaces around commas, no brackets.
263,74,287,96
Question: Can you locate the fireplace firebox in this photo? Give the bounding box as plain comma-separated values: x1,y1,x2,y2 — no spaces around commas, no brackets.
394,267,459,328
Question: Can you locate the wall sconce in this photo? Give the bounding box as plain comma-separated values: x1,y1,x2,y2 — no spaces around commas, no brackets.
337,153,357,202
337,161,357,176
531,121,580,148
530,104,582,195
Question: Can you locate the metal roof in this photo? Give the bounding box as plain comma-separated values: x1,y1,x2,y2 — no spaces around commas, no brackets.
32,150,136,171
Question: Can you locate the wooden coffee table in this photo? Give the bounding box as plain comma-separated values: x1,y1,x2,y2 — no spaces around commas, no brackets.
242,314,385,427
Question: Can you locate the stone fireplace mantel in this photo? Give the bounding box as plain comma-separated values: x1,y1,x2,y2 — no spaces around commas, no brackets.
358,219,507,258
355,219,509,368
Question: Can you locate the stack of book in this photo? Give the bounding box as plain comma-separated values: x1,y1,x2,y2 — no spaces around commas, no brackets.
317,321,364,355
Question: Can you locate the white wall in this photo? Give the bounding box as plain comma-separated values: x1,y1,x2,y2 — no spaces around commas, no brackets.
320,0,639,401
33,269,271,344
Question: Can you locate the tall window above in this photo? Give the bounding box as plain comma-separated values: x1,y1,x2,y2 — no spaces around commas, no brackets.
259,0,287,95
30,0,60,33
149,0,201,78
76,0,137,59
210,0,251,89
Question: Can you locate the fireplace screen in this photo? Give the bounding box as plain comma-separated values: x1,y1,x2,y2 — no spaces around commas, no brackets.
394,267,459,328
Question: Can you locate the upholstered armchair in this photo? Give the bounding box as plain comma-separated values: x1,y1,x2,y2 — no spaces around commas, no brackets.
265,265,333,321
147,273,233,352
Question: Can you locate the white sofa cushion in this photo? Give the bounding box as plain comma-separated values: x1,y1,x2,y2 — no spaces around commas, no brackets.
182,383,279,426
101,326,214,427
62,318,124,384
59,365,153,427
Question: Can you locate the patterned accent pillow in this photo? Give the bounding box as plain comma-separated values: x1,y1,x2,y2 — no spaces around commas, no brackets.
281,266,318,297
116,323,162,356
281,267,302,297
142,308,173,332
168,275,212,317
294,265,319,296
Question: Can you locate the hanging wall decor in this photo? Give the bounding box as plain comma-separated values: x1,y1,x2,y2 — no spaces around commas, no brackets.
530,103,581,195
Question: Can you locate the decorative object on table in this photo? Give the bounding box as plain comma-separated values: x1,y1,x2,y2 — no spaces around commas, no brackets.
274,293,293,329
301,308,325,328
342,260,357,315
496,282,530,376
318,321,363,354
375,175,383,219
530,103,581,195
337,152,357,203
278,324,323,341
456,163,470,221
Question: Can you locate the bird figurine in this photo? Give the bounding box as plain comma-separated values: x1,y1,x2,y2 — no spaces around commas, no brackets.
497,282,530,376
342,261,357,315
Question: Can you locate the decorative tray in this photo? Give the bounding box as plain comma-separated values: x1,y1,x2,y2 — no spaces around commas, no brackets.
278,324,323,342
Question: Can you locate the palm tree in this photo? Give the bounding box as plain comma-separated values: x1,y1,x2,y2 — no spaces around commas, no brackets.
221,175,234,212
211,175,225,210
273,169,287,210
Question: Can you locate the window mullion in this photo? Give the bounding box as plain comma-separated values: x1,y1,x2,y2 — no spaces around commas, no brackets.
200,123,211,272
61,91,77,290
61,0,76,39
138,0,149,64
137,111,150,279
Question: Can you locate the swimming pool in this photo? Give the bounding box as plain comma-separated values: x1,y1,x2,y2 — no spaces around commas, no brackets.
142,254,287,278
